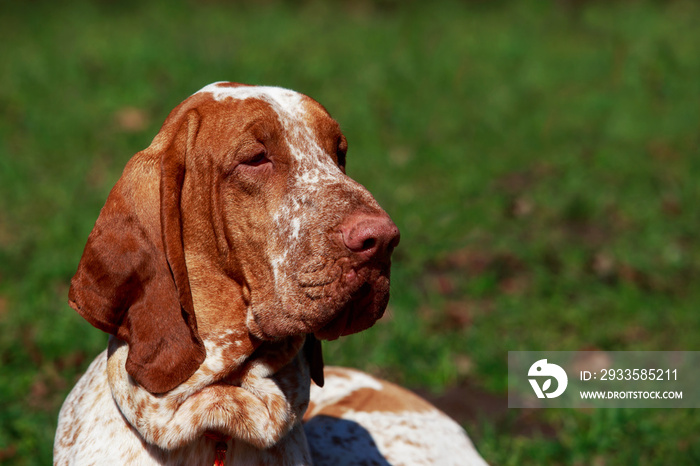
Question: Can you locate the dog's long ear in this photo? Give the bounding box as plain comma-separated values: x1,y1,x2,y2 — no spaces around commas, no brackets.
304,334,324,387
69,110,205,394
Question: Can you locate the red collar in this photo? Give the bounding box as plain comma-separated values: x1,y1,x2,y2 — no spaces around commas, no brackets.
204,432,231,466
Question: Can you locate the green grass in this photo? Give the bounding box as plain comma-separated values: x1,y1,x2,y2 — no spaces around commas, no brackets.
1,0,700,464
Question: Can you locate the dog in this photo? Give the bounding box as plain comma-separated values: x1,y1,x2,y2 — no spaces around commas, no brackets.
54,82,487,465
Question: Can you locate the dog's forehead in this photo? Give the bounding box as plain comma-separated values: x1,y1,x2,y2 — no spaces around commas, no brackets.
194,82,334,131
196,82,303,107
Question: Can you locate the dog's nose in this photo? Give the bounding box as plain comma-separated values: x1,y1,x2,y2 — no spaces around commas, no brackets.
339,214,400,260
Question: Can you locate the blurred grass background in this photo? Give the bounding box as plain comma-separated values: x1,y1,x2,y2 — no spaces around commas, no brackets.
1,0,699,464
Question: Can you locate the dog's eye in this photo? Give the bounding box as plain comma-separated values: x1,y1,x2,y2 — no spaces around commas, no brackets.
239,143,271,168
337,136,348,170
243,150,269,167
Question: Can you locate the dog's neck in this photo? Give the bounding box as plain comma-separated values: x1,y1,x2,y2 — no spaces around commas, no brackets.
106,336,313,464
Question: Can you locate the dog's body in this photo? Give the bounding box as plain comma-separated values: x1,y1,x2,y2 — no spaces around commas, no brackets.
54,83,487,465
55,344,312,465
305,367,487,465
55,351,486,465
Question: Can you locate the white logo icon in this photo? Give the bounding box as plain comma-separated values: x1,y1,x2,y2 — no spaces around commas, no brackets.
528,359,568,398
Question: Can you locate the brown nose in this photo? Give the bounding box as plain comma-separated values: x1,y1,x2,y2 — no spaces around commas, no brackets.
339,214,400,260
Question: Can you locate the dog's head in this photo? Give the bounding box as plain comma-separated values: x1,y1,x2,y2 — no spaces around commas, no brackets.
69,82,399,394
